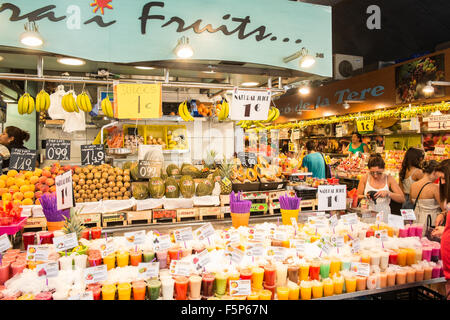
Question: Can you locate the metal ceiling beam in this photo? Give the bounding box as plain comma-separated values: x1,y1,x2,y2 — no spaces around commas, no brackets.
0,79,23,95
0,90,17,101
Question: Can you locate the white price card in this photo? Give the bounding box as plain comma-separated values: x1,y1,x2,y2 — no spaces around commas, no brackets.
341,213,358,226
55,170,73,210
400,209,416,221
247,229,265,242
26,245,49,262
268,246,286,261
137,262,159,279
388,214,404,229
100,239,115,258
376,212,385,223
320,241,333,255
224,231,240,246
229,248,245,264
37,262,59,278
308,216,329,229
53,233,78,251
330,235,345,248
153,234,171,251
124,230,146,246
193,249,211,271
246,243,264,257
290,239,306,254
69,291,94,300
317,185,347,211
173,227,194,243
329,214,338,228
169,260,191,277
351,239,361,254
434,145,445,155
351,262,370,277
229,280,251,296
195,223,215,241
84,265,108,284
0,234,12,252
230,88,271,121
273,231,288,241
375,230,389,242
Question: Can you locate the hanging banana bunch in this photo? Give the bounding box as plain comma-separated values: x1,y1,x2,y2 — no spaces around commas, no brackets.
76,91,92,112
178,100,194,121
101,96,114,118
236,106,279,129
17,92,35,115
61,91,79,113
216,99,229,121
35,90,50,113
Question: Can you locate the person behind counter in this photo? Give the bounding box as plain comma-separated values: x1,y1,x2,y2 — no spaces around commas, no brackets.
410,160,445,236
399,147,424,200
343,133,369,155
0,126,30,170
301,140,325,179
357,154,405,215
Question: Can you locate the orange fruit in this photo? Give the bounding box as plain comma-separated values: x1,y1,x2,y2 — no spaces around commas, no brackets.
22,198,33,206
27,184,35,192
2,193,12,201
24,171,33,179
13,200,22,206
35,199,41,205
0,180,5,189
24,191,34,199
29,176,39,184
20,185,30,193
9,185,19,193
0,175,7,181
15,178,26,187
7,170,18,177
13,192,24,201
34,168,43,177
0,188,8,196
6,177,15,187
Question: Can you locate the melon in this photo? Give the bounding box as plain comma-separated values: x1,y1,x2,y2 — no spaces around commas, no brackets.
165,177,179,198
195,179,213,196
132,183,149,200
166,164,180,176
179,175,195,198
148,177,165,199
181,164,201,178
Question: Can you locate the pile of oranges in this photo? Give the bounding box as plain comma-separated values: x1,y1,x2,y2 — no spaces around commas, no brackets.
0,169,43,206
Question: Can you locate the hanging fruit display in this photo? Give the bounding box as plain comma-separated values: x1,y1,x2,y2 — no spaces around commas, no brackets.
61,92,79,113
17,93,35,115
216,99,229,121
236,106,280,129
178,100,194,121
101,96,114,118
76,92,93,112
35,90,50,113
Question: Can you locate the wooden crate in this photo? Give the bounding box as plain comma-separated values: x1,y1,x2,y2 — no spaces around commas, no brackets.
176,208,199,222
24,217,47,230
126,210,152,225
220,195,230,207
250,203,268,215
220,206,231,219
299,199,318,211
102,212,127,228
198,207,223,220
152,209,176,223
79,213,101,228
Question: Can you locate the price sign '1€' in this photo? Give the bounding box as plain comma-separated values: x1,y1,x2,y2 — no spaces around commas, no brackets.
9,148,37,172
55,170,74,210
230,88,271,120
81,145,105,166
46,139,71,161
356,118,374,133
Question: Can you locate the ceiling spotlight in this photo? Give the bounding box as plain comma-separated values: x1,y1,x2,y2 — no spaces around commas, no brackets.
241,82,259,87
20,21,44,47
174,36,193,59
0,56,3,62
299,54,316,68
298,86,310,95
283,47,315,68
423,81,434,94
135,66,155,70
57,57,85,66
343,102,350,109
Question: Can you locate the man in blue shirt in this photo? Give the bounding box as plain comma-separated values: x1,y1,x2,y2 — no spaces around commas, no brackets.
301,140,326,179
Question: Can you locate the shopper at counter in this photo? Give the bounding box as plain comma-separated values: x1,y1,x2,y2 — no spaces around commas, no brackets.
357,154,405,215
0,126,30,170
301,140,325,179
399,147,424,200
410,160,445,235
343,133,369,155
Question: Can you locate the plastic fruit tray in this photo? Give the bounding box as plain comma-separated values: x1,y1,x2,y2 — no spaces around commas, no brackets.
0,216,28,235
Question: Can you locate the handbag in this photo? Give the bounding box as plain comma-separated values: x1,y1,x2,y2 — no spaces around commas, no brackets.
425,214,441,242
402,182,431,210
319,153,332,179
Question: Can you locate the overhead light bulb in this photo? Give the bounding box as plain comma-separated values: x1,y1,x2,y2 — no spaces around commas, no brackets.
57,57,85,66
343,102,350,109
20,22,43,47
298,86,310,95
241,82,259,87
0,56,3,62
423,82,434,94
135,66,155,70
299,55,315,68
174,36,193,59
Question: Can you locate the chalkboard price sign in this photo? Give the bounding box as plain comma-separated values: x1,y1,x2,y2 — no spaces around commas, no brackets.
138,160,157,179
9,148,37,172
46,139,71,161
237,152,257,168
81,145,105,166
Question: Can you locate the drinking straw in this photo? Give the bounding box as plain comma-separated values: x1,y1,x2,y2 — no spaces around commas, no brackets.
347,234,353,240
151,258,156,263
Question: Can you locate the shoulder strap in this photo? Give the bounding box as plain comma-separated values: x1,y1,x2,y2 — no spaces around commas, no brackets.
414,182,432,210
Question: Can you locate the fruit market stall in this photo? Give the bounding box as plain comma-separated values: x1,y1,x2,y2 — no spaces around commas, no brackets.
0,199,446,300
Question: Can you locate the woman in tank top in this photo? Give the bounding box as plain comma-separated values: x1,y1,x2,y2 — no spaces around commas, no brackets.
399,147,424,200
357,154,405,215
410,161,445,236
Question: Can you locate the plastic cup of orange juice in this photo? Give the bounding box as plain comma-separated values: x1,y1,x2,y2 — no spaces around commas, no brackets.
300,281,312,300
323,278,334,297
276,286,289,300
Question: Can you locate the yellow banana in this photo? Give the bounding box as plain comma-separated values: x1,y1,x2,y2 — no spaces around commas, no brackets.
61,94,69,112
184,101,194,121
22,94,29,114
83,93,92,112
43,90,50,111
272,107,280,121
71,95,79,112
65,93,74,112
102,97,113,117
17,94,24,115
76,94,86,112
178,101,187,120
224,100,229,118
35,92,41,112
27,94,34,114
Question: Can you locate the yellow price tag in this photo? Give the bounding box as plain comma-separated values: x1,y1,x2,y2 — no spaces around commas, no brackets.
288,142,295,152
114,84,162,119
356,118,374,132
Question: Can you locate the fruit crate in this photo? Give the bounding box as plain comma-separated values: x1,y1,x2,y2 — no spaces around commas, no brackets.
198,207,223,220
144,125,167,146
23,217,47,231
126,210,152,225
165,125,188,150
232,182,260,192
79,213,101,228
102,212,127,228
152,209,176,223
259,181,287,191
176,208,199,222
250,203,268,215
123,124,146,145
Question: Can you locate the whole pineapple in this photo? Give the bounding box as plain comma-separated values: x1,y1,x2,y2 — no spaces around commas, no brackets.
201,150,217,178
62,208,85,239
219,157,233,195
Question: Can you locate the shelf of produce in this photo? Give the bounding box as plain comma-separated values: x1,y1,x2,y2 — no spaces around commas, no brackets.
315,277,446,300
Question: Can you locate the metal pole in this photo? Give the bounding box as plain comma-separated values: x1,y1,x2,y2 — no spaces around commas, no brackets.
268,77,272,88
164,68,169,83
37,56,44,78
278,77,282,89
